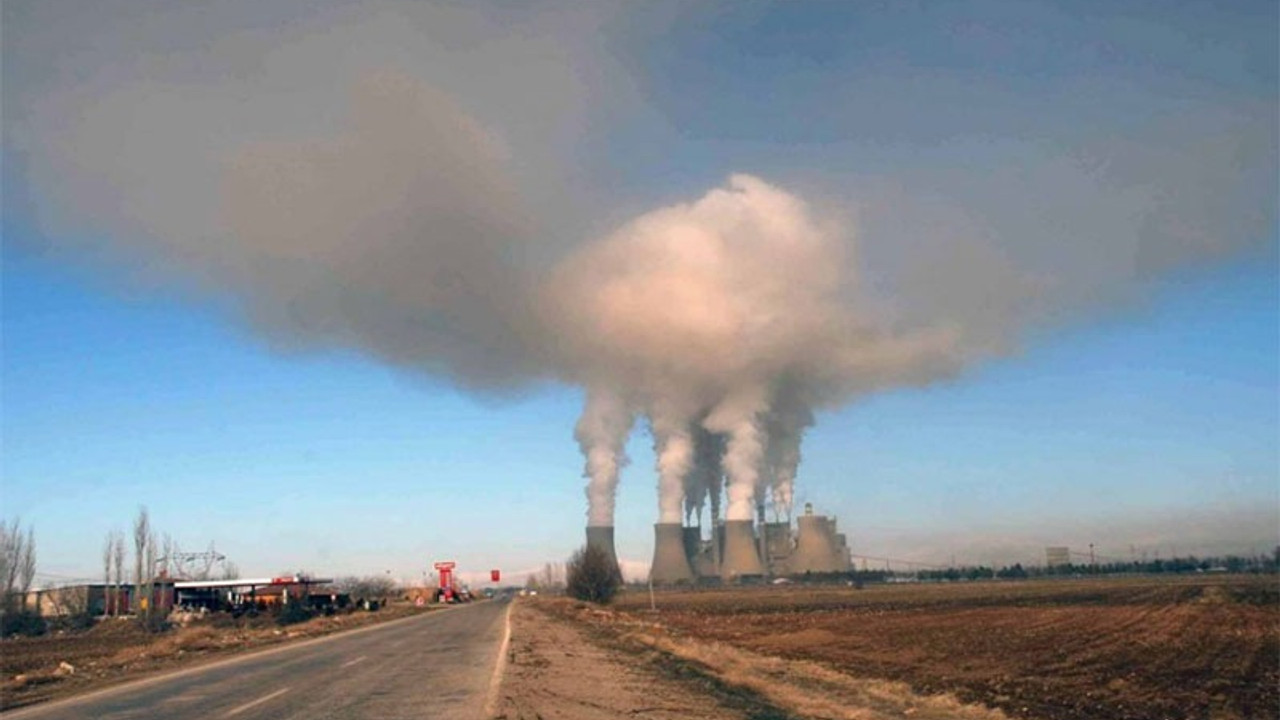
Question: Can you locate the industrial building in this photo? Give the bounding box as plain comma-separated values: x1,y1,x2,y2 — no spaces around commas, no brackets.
591,502,852,585
23,576,337,618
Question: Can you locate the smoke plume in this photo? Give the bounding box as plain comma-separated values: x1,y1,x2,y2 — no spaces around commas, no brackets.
544,175,960,522
5,1,1274,531
576,387,635,527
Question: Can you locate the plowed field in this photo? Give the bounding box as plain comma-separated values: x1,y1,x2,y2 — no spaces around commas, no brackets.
615,576,1278,720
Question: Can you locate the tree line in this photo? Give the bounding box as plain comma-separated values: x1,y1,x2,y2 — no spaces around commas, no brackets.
901,551,1280,583
1,518,39,634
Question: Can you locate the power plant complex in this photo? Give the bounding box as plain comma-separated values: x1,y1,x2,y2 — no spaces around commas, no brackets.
589,503,852,584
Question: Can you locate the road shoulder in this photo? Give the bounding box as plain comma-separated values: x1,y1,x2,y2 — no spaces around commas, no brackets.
491,598,772,720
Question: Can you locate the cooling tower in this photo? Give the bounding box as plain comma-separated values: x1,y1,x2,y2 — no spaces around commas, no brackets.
585,525,620,576
792,514,843,573
682,526,702,565
682,526,716,578
713,522,725,565
762,521,793,575
835,533,852,571
650,523,695,584
719,519,765,580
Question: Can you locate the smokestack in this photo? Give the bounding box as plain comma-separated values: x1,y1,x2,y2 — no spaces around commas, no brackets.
720,519,765,580
650,523,695,584
792,513,842,574
585,526,620,577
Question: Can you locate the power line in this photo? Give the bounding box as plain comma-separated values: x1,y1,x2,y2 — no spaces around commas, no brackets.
849,553,947,570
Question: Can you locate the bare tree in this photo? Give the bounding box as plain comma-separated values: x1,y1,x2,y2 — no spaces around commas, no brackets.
132,506,154,620
538,562,564,590
335,575,396,601
2,520,25,611
144,529,157,618
220,561,241,581
43,585,89,619
102,532,113,617
18,525,36,608
0,523,13,607
132,506,149,596
159,533,177,579
111,532,125,615
2,520,38,614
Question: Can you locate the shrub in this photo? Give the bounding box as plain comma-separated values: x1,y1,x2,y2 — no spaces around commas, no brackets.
276,602,314,626
565,544,621,604
1,609,46,637
56,609,96,632
135,611,171,633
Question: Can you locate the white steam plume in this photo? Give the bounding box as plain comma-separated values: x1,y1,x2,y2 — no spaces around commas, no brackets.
648,397,698,525
576,387,635,527
6,2,1273,537
683,427,724,525
764,395,815,521
546,176,960,522
703,386,772,522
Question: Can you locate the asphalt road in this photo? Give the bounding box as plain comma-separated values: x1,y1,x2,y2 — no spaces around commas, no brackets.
5,599,513,720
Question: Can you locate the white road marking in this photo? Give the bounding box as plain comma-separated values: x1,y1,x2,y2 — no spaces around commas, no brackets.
483,601,515,716
340,655,367,668
223,687,289,717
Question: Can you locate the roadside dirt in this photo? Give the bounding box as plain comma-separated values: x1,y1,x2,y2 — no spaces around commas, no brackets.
612,576,1279,720
0,602,442,711
496,598,1007,720
492,599,760,719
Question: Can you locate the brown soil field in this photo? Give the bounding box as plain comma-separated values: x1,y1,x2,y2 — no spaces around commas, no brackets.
535,597,1011,720
613,575,1279,720
0,602,441,711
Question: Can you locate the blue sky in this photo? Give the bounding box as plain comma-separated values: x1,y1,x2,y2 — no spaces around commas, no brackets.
3,1,1277,584
5,240,1274,582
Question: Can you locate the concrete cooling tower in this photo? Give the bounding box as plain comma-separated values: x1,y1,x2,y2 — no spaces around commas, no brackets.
682,526,701,561
650,523,695,583
762,521,793,575
681,526,716,577
719,519,765,580
791,511,845,574
585,525,620,576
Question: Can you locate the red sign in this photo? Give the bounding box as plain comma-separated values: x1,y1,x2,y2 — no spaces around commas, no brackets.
270,576,294,585
433,561,457,589
490,569,500,583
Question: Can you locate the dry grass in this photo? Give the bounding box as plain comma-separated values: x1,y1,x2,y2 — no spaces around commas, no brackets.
547,599,1008,720
628,628,1009,720
609,575,1279,720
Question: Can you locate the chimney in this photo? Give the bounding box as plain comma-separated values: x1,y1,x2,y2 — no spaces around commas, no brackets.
650,523,695,584
585,525,620,578
792,513,842,573
719,519,765,580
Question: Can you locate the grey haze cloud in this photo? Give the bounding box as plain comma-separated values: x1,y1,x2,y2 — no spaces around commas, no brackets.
5,1,1275,528
857,504,1280,569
